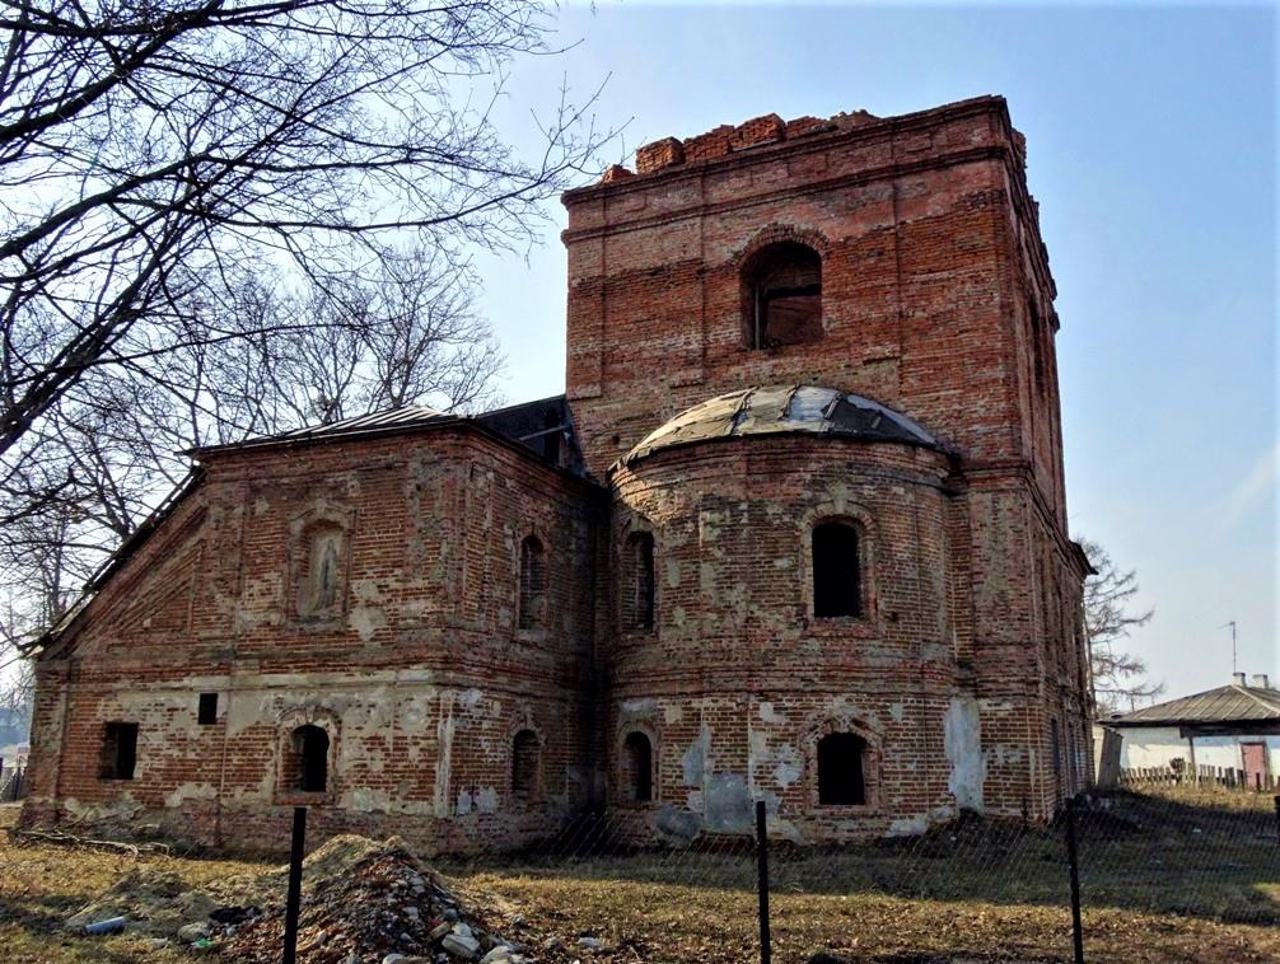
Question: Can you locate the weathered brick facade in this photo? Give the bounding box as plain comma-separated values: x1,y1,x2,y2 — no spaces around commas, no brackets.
22,95,1092,853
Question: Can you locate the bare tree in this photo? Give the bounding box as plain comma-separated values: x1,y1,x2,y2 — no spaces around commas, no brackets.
0,1,613,692
0,0,608,460
260,247,503,426
1079,537,1162,714
0,246,506,658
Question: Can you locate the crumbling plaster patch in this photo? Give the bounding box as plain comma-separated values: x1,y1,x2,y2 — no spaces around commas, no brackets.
758,702,787,724
348,578,390,641
944,695,985,811
165,783,218,809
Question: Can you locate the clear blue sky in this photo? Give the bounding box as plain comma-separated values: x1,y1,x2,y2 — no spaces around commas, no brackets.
470,1,1277,703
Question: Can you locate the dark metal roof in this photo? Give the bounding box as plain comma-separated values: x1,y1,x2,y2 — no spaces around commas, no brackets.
620,385,942,466
473,395,585,476
192,405,455,455
1108,684,1280,726
191,396,586,476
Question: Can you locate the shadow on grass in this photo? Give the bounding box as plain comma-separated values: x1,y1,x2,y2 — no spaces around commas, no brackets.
0,891,176,964
440,790,1279,927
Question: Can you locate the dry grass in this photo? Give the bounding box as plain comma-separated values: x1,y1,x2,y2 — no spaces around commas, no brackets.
0,805,268,963
1,787,1278,963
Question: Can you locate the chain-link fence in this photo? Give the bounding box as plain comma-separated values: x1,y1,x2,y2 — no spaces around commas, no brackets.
435,782,1280,963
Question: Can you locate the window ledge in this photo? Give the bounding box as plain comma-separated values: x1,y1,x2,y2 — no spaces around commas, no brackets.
812,803,879,815
293,614,346,633
277,790,333,806
615,799,658,809
804,616,877,639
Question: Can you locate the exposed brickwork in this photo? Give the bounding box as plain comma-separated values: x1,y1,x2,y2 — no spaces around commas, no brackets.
24,95,1092,852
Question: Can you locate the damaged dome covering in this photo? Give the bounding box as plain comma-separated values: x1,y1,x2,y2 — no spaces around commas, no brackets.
621,386,942,466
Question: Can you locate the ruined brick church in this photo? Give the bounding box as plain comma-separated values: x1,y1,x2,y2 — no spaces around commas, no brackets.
22,96,1093,852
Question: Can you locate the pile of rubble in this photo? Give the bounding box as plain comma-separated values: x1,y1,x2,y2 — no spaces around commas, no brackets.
220,836,528,963
66,833,549,962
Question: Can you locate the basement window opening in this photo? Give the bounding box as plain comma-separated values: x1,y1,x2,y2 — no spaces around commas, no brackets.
744,241,823,349
99,722,139,781
518,535,547,630
817,732,867,806
812,521,862,618
291,724,329,793
197,693,218,725
512,729,540,804
622,731,654,803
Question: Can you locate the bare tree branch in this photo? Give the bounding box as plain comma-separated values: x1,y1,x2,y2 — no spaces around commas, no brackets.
1078,536,1162,714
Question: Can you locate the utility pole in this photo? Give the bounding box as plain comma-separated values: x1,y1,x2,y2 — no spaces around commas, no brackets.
1220,620,1238,676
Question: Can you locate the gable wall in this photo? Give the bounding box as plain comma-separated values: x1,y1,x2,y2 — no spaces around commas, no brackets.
22,429,603,852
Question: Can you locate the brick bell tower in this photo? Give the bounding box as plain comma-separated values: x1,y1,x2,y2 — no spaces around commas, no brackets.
562,96,1094,822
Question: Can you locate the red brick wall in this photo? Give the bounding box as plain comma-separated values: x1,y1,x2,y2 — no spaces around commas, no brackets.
22,430,602,853
562,96,1090,827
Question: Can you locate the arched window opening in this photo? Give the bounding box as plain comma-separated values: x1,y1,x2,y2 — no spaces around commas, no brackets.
622,731,654,803
511,729,540,804
1028,298,1047,398
291,724,329,793
624,532,656,632
745,241,823,349
817,732,867,806
300,523,345,618
518,536,547,630
812,522,862,618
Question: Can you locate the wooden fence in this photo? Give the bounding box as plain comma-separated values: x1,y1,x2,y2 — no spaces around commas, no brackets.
0,765,26,802
1119,764,1277,791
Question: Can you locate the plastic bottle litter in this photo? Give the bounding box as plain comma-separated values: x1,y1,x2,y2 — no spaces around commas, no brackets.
83,916,126,936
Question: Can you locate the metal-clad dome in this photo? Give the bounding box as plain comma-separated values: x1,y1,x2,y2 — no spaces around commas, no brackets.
621,386,939,465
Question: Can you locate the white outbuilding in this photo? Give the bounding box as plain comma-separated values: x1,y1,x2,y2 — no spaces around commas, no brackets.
1099,673,1279,789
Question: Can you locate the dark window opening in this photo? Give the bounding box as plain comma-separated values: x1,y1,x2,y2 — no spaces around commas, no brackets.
812,522,862,618
512,729,540,804
99,722,138,780
1028,299,1047,398
518,536,547,630
745,241,823,349
625,532,656,631
292,724,329,793
817,732,867,805
622,731,654,803
197,693,218,725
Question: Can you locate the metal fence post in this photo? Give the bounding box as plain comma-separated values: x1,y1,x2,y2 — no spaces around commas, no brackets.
1273,795,1280,846
1066,795,1085,964
283,806,308,964
755,799,771,964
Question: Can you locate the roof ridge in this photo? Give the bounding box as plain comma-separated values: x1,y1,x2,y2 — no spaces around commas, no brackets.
1233,684,1280,713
